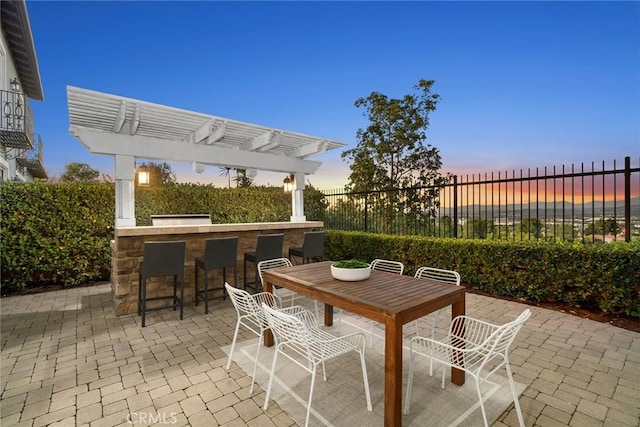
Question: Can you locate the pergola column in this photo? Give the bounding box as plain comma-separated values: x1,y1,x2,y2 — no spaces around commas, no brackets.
114,154,136,226
290,172,306,222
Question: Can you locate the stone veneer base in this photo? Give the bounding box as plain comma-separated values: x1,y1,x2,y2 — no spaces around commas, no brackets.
111,221,322,315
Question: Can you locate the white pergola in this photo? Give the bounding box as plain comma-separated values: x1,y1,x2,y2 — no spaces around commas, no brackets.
67,86,345,226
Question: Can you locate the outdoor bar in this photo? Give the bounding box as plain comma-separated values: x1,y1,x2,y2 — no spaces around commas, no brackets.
110,220,322,315
67,86,345,316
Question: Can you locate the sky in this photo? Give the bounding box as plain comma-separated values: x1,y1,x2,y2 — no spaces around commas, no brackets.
25,1,640,190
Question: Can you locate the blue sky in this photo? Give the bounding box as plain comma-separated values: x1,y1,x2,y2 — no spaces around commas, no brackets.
27,1,639,189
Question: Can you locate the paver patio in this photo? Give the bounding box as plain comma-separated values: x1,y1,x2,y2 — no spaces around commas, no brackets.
1,283,638,426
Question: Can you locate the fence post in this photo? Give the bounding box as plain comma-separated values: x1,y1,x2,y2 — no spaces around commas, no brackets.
364,190,369,233
453,175,458,238
625,156,631,242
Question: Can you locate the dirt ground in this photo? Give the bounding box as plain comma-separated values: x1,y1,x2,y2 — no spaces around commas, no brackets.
467,288,640,333
5,282,640,334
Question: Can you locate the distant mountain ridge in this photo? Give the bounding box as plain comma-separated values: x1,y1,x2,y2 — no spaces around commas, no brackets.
442,197,640,219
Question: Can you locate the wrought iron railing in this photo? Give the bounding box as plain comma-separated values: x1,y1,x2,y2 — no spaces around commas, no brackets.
322,157,640,243
1,89,35,150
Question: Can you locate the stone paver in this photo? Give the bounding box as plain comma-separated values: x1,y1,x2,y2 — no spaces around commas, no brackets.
2,283,639,426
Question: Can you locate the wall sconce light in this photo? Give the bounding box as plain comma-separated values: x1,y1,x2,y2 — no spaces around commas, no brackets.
137,164,150,186
10,78,20,93
283,173,294,193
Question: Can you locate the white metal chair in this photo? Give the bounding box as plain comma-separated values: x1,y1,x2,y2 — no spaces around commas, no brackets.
404,309,532,427
413,266,462,374
340,258,404,346
369,258,404,275
262,303,372,427
224,283,306,394
257,258,320,319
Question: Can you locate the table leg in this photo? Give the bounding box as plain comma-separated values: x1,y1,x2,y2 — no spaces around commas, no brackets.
263,279,274,347
324,304,333,326
451,294,466,385
384,317,402,427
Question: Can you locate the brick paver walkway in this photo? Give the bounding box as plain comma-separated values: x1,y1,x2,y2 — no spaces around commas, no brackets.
1,283,638,426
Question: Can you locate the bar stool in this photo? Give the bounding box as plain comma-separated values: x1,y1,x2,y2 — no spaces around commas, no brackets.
138,240,186,328
243,233,283,293
288,230,325,264
195,237,238,314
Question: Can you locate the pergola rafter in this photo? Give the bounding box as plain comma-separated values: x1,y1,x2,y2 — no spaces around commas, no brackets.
67,86,345,226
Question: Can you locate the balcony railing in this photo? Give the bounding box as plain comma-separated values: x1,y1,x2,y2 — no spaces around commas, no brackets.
16,134,47,179
1,89,34,150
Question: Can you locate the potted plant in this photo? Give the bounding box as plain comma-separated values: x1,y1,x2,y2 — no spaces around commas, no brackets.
331,259,371,281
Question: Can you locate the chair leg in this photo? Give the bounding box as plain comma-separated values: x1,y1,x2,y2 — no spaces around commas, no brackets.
359,349,373,411
194,264,200,306
204,269,209,314
222,268,227,300
505,360,526,427
226,320,241,370
305,366,318,427
173,275,178,311
243,260,248,290
475,376,490,427
141,278,146,328
179,275,184,320
263,346,280,411
404,348,416,414
138,272,142,316
249,331,263,395
254,265,260,292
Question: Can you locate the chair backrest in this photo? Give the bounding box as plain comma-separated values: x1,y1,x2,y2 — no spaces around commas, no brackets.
258,257,293,284
302,231,325,259
141,241,186,278
486,309,531,356
225,283,279,325
262,303,316,359
255,234,284,262
370,259,404,275
451,309,531,371
414,267,461,285
202,237,238,269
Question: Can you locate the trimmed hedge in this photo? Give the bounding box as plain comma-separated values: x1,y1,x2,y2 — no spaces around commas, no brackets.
325,230,640,317
0,182,114,292
0,182,326,294
2,182,638,318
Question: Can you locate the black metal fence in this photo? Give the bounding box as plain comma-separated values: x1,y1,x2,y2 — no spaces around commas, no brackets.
322,156,640,243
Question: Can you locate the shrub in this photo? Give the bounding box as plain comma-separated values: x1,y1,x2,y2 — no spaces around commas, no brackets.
325,230,640,317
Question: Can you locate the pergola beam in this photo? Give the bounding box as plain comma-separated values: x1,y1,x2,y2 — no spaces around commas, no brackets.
71,127,322,174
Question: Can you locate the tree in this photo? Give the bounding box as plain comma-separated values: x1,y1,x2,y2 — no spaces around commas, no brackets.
219,167,232,188
60,162,100,183
518,218,543,239
585,217,621,236
341,79,448,232
234,169,254,188
135,162,176,186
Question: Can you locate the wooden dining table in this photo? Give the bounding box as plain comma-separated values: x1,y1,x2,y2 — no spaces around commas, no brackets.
261,261,466,427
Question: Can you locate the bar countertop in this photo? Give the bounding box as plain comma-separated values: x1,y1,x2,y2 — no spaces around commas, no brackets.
115,221,324,237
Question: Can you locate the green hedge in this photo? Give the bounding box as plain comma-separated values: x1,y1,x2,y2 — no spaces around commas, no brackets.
325,230,640,317
2,182,638,318
0,182,114,292
0,182,326,294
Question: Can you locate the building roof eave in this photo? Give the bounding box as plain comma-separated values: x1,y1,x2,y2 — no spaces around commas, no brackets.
1,0,44,101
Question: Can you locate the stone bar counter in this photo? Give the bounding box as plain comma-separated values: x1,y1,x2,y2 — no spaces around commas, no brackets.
110,221,322,315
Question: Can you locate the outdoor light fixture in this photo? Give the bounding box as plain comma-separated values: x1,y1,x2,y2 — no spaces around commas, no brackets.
10,78,20,93
137,164,150,186
283,173,295,193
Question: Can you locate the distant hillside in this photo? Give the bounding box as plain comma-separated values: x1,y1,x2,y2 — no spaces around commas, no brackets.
442,197,640,219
